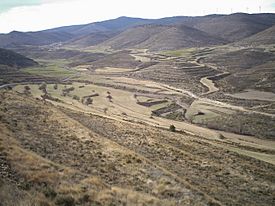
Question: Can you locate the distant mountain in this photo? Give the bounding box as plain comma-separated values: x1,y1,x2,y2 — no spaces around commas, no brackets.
97,24,226,51
51,13,275,49
0,48,38,68
237,25,275,46
0,30,73,48
0,17,153,49
1,13,275,49
47,16,152,36
181,13,275,42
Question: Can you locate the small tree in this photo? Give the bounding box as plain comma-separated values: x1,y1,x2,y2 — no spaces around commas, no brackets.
107,94,113,102
169,125,176,132
39,82,47,94
85,97,93,105
23,85,31,95
53,84,58,90
72,95,80,101
103,108,108,114
39,82,47,90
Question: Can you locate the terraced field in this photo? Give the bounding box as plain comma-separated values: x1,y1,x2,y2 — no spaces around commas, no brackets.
1,46,275,206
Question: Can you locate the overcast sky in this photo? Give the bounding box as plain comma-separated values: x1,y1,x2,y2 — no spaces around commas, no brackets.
0,0,274,33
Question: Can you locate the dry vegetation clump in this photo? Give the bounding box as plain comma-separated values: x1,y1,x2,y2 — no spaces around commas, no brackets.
61,86,75,97
39,82,47,93
72,95,80,101
23,85,31,95
106,94,113,102
53,84,58,90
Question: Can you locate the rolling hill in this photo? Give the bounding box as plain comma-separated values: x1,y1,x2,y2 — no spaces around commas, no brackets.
237,25,275,46
56,13,275,49
181,13,275,42
1,13,275,49
97,24,227,51
47,16,152,36
0,48,38,68
0,17,153,49
64,31,120,48
0,30,74,48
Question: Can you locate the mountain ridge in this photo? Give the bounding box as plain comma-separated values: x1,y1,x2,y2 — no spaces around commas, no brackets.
97,24,227,51
1,13,275,49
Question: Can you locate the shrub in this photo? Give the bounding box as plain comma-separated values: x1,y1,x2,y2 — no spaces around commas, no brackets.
23,86,31,95
85,97,93,105
39,83,47,92
106,95,113,102
24,85,31,91
62,87,75,96
72,95,80,101
43,187,57,199
55,195,75,206
53,84,58,90
103,108,108,114
169,125,176,132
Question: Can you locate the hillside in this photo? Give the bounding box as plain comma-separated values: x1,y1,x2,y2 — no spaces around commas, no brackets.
1,14,275,49
65,31,119,48
0,48,37,68
237,25,275,46
0,17,152,49
181,13,275,42
1,90,275,205
98,24,226,51
200,47,275,93
89,50,140,69
47,16,152,36
0,30,73,48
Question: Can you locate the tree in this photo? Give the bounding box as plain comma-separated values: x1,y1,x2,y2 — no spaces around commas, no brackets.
169,125,176,132
39,82,47,94
107,94,113,102
24,85,31,91
53,84,58,90
72,95,80,101
23,85,31,95
85,97,93,105
39,82,47,90
103,108,108,114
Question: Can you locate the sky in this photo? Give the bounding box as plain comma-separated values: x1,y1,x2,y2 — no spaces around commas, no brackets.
0,0,274,33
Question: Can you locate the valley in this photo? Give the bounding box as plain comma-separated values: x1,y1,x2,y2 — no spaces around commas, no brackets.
0,13,275,206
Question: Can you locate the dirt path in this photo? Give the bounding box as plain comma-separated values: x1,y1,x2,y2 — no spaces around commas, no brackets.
190,57,227,95
200,76,219,94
